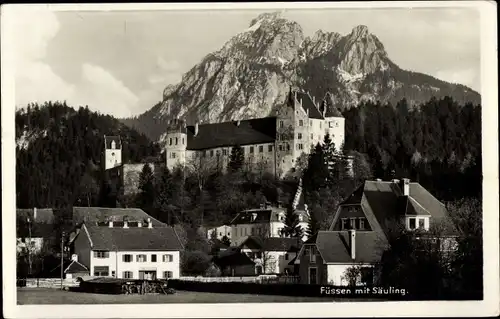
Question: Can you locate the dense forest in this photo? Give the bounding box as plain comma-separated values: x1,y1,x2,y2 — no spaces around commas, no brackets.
15,102,161,217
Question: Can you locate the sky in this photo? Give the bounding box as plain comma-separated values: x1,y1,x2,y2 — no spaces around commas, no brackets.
11,5,481,118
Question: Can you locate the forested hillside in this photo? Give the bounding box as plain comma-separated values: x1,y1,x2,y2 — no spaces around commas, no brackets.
15,102,161,214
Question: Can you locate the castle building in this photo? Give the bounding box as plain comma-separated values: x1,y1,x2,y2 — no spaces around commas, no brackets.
163,89,345,177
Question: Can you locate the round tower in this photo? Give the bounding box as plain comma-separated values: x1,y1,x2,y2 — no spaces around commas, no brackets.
164,118,187,170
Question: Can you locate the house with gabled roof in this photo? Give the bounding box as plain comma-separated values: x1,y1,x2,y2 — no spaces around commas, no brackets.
296,178,459,286
72,217,183,280
239,236,302,275
16,208,55,254
162,88,345,178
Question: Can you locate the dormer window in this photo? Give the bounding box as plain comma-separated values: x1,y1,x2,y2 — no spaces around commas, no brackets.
407,217,429,231
111,141,116,149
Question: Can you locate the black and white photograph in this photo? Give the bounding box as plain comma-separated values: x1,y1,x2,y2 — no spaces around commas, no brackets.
2,2,498,318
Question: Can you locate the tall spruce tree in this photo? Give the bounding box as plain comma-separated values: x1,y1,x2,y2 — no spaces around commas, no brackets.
138,163,155,213
282,202,304,238
303,143,329,193
228,144,245,172
306,207,320,238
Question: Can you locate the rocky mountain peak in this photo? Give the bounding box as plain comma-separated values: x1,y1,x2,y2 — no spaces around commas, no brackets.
350,25,369,38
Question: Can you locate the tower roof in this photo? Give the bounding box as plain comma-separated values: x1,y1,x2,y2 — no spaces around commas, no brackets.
104,135,121,149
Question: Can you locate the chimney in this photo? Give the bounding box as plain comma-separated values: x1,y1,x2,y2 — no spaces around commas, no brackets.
252,213,257,222
376,178,382,182
402,178,410,196
348,229,356,260
236,120,241,127
33,207,37,221
71,254,78,262
123,220,129,229
109,220,114,228
194,122,199,136
148,218,153,228
306,108,309,117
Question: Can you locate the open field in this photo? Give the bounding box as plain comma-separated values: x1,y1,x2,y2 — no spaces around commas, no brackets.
17,288,376,304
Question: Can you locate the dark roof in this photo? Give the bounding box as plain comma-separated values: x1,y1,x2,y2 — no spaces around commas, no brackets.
313,231,388,263
65,260,89,274
82,223,183,251
214,251,255,266
17,223,54,238
186,117,277,151
322,93,343,118
17,208,54,224
331,180,458,236
240,236,302,252
104,135,121,149
72,207,166,227
230,206,309,224
209,238,229,250
294,91,323,119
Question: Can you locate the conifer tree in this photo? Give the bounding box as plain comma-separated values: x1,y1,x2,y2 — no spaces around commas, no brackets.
138,163,155,212
228,144,245,172
282,202,304,238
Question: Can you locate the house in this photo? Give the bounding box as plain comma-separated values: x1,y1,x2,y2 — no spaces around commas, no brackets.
49,254,90,279
16,208,54,254
71,218,183,280
207,225,232,241
162,88,345,178
296,178,459,286
230,178,310,246
212,248,256,277
239,236,302,275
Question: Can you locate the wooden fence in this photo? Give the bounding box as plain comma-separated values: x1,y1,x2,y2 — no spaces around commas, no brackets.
179,276,300,284
19,278,79,288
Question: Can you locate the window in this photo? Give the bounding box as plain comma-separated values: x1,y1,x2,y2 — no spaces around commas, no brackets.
329,121,334,128
285,253,289,260
163,271,173,279
359,218,365,230
170,152,176,159
163,254,173,262
320,122,322,129
341,218,348,230
298,144,303,150
279,145,283,151
111,271,116,277
151,254,157,262
310,133,313,140
228,232,230,236
93,266,109,276
409,218,416,230
251,228,255,235
309,120,312,126
210,150,214,157
350,218,356,229
418,218,425,229
222,149,228,156
268,145,273,152
298,133,302,139
259,145,263,153
94,251,109,259
123,271,133,279
299,120,303,126
309,247,316,263
175,137,178,145
169,138,172,146
136,254,147,262
182,138,185,145
250,146,254,153
122,254,132,263
286,144,290,151
279,121,284,128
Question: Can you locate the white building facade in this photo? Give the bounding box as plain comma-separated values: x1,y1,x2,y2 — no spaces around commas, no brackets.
73,221,183,280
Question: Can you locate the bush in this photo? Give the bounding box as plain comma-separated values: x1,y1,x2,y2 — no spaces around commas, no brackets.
181,250,211,276
204,264,222,277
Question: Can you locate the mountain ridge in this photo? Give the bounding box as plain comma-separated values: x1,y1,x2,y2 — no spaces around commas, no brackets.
123,12,480,141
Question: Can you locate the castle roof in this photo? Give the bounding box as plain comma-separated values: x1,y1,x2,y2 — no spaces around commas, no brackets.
294,91,324,119
186,117,277,151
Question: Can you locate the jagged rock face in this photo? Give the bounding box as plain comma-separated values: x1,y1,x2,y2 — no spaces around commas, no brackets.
143,12,480,134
